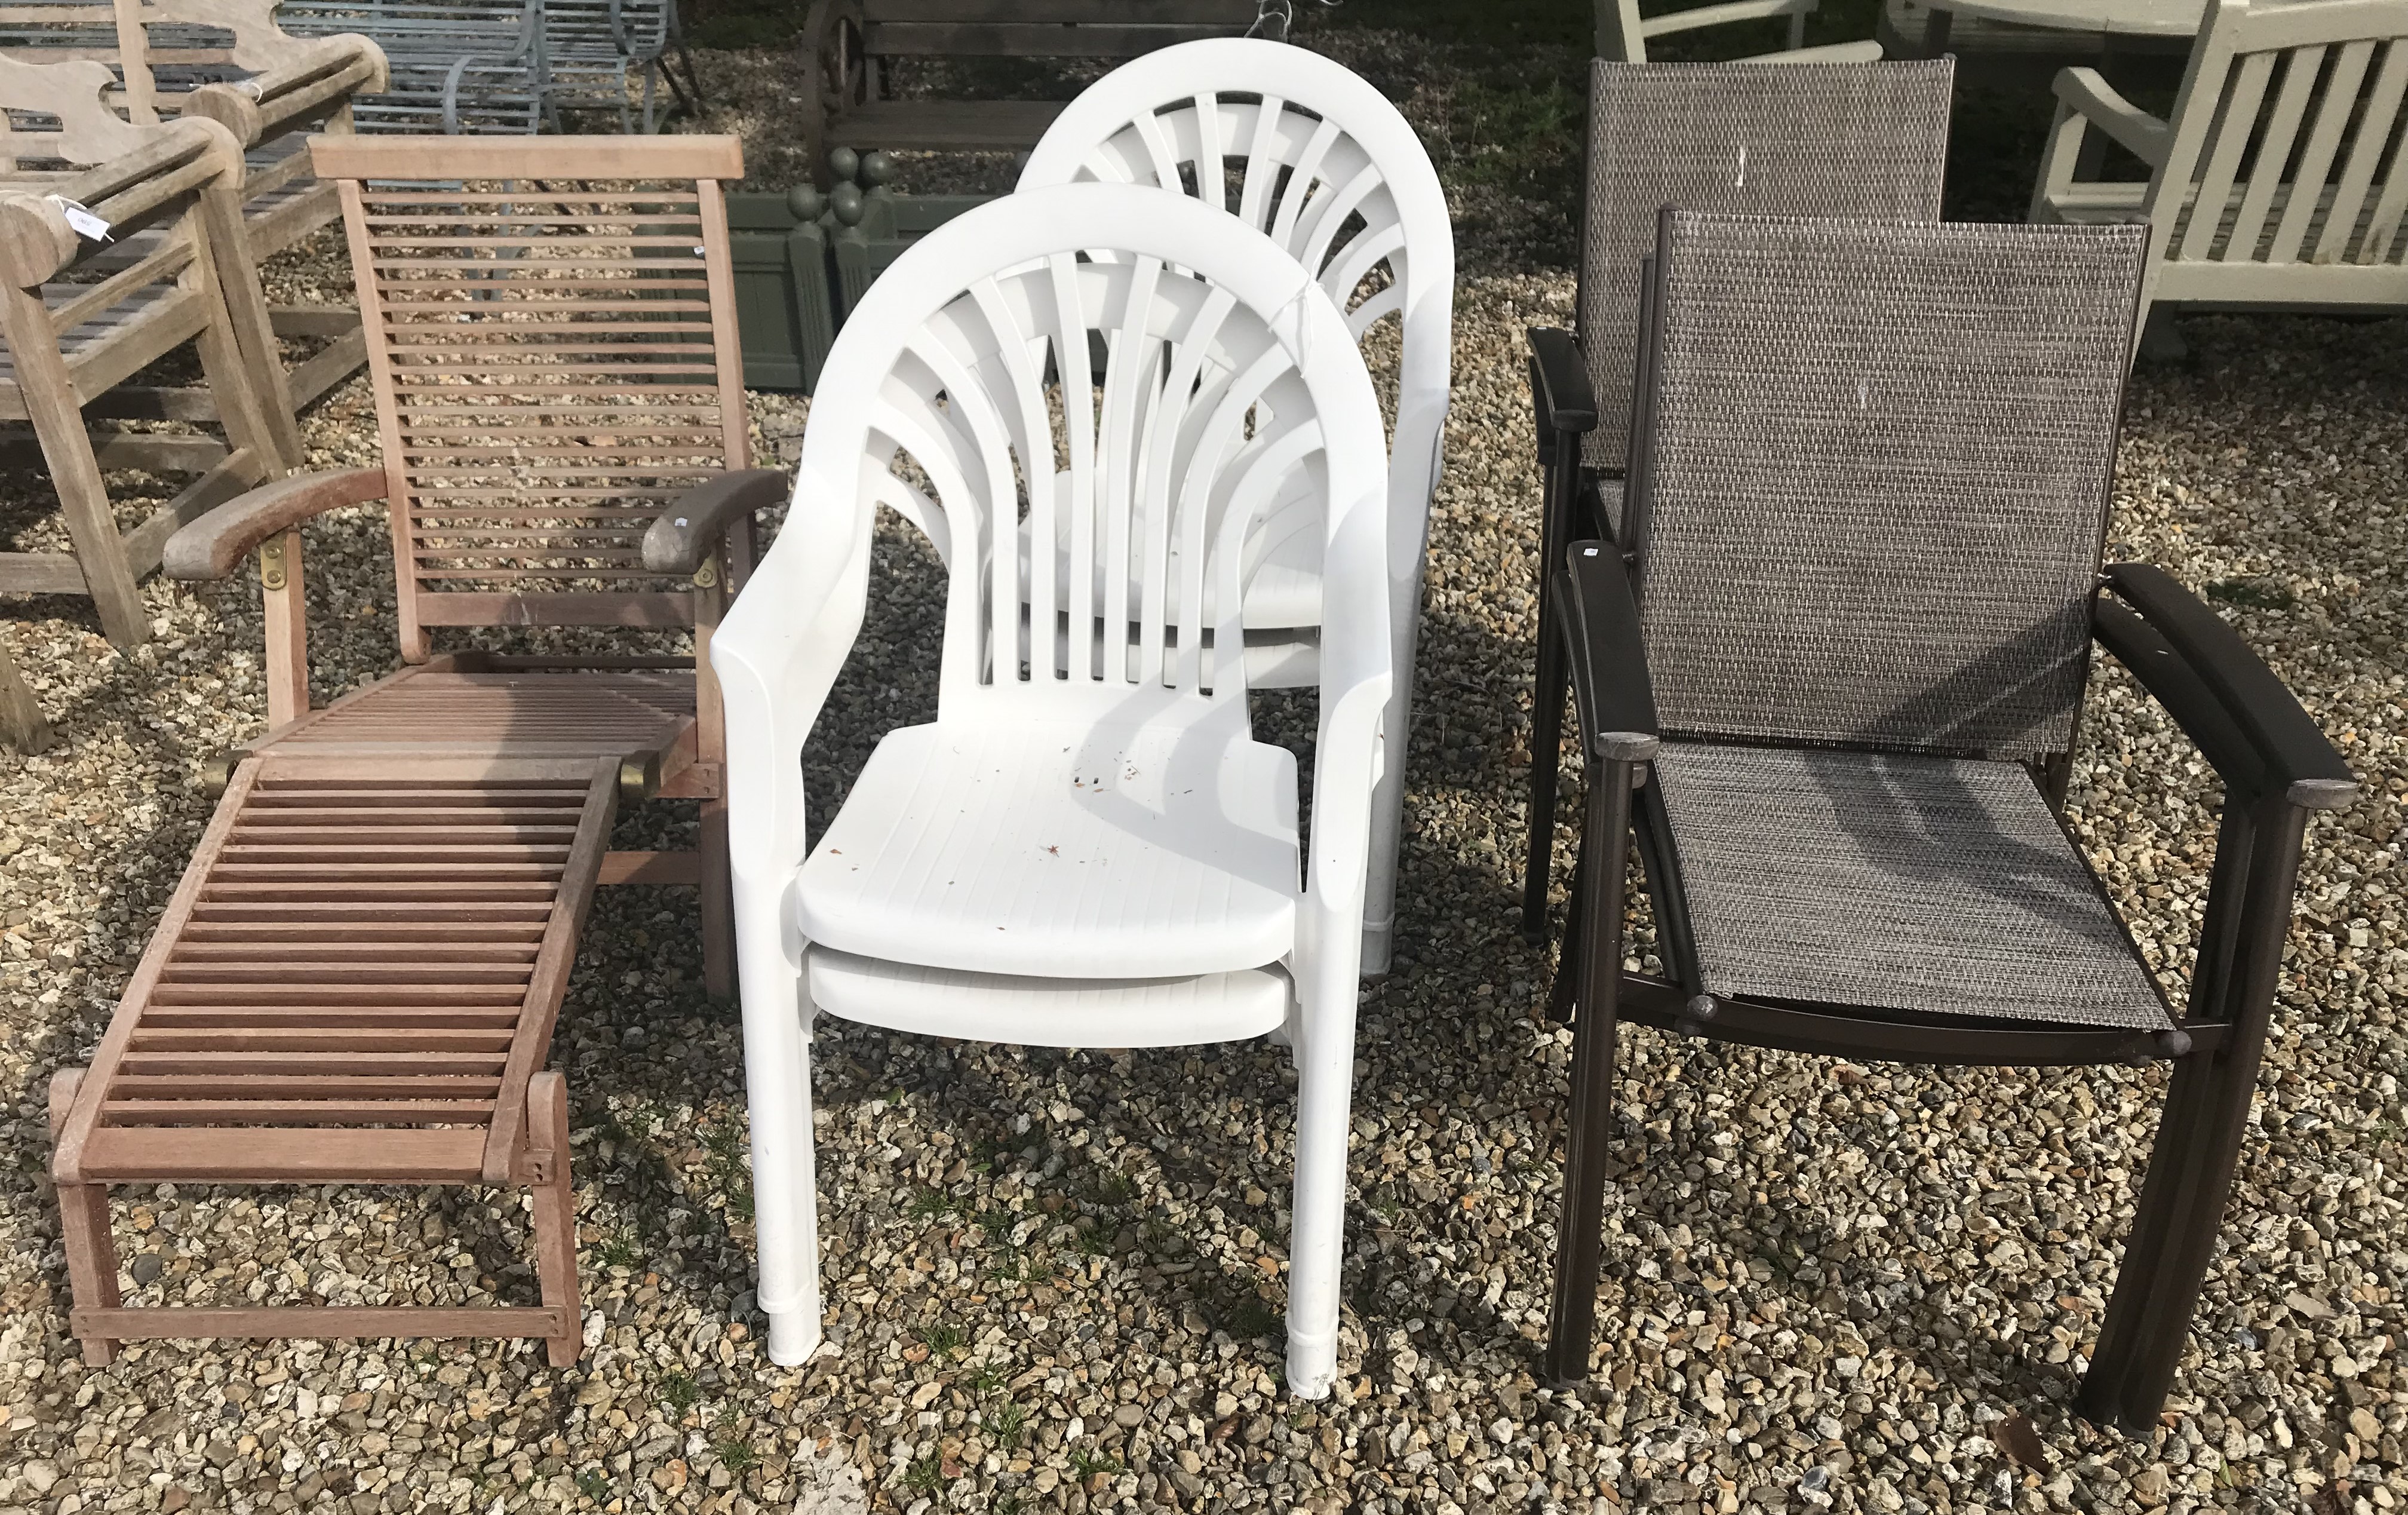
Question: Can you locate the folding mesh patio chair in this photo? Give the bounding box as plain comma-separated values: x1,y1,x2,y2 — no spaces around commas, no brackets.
1520,57,1955,943
1537,210,2357,1432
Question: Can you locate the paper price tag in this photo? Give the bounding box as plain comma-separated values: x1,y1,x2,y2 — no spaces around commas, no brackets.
46,195,112,243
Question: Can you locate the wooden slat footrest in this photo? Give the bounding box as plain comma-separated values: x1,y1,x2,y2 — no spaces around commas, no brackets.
72,1306,571,1342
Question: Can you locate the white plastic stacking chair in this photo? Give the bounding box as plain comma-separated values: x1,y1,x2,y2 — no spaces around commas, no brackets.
712,182,1394,1397
1015,38,1452,977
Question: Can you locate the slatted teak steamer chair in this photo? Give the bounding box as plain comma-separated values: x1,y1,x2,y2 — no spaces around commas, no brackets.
46,133,776,1365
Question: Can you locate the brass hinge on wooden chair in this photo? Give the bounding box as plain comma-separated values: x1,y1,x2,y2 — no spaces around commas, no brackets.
257,536,288,591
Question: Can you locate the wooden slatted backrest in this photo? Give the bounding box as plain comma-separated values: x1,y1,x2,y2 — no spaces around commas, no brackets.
2152,0,2408,271
309,135,751,661
860,0,1261,60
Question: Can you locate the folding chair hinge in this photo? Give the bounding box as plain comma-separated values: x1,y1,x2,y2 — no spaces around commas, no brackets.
691,561,718,588
256,537,288,591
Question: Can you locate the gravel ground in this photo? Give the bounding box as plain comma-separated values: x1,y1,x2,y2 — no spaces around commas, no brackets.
4,30,2407,1515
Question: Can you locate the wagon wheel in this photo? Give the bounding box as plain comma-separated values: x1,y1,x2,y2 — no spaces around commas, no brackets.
803,0,868,189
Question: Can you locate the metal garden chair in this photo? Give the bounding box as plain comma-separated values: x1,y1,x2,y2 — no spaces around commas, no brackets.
714,182,1393,1398
280,0,545,133
1015,37,1452,977
1521,57,1955,944
2028,0,2408,356
1536,210,2357,1433
539,0,698,132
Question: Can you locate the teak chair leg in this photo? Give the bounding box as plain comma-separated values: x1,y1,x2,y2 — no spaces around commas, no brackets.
0,634,49,753
1543,759,1636,1388
48,1069,120,1367
527,1071,583,1369
700,798,735,1001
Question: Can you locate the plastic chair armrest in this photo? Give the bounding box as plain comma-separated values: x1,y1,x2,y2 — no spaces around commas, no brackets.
162,468,389,580
1558,540,1659,763
643,469,787,574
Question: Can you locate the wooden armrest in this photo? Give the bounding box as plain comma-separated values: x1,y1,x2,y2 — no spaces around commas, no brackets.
183,37,391,144
164,468,389,579
643,470,788,574
2052,67,2170,168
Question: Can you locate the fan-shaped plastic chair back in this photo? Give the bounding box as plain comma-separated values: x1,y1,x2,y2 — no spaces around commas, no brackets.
1019,38,1452,592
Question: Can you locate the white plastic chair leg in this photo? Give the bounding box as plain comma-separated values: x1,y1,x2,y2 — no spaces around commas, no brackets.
1284,961,1359,1397
1360,572,1423,977
742,941,825,1367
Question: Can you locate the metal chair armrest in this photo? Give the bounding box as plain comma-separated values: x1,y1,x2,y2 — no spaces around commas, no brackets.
1528,326,1598,443
2098,565,2355,809
1559,540,1659,763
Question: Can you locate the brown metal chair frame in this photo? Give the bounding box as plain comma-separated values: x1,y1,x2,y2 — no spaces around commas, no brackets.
44,133,774,1366
1531,215,2358,1436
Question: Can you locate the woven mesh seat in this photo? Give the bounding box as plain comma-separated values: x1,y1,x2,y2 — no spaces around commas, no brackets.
1653,742,2170,1028
1580,60,1953,473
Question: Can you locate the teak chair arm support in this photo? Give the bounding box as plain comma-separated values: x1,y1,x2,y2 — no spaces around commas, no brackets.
162,467,389,580
1558,540,1658,763
643,469,788,575
1527,326,1598,458
2049,67,2173,170
183,38,392,147
2098,564,2357,811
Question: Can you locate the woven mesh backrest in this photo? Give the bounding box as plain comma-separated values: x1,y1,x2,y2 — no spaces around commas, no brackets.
1630,213,2145,760
1581,59,1954,470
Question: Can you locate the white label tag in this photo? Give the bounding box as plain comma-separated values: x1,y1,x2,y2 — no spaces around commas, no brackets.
47,196,111,243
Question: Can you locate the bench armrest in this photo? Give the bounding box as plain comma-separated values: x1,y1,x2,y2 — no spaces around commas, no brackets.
643,470,788,574
2052,67,2171,168
2098,564,2355,809
163,468,389,579
1559,540,1658,763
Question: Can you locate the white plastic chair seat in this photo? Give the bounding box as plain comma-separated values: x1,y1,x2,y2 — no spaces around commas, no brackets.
806,946,1292,1046
796,721,1300,979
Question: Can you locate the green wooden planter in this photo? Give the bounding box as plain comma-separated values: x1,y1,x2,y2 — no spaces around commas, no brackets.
726,154,991,395
727,189,838,393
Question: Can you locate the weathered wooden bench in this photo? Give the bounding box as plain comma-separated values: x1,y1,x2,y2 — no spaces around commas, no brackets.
797,0,1262,183
0,0,386,410
45,133,779,1364
0,58,300,653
